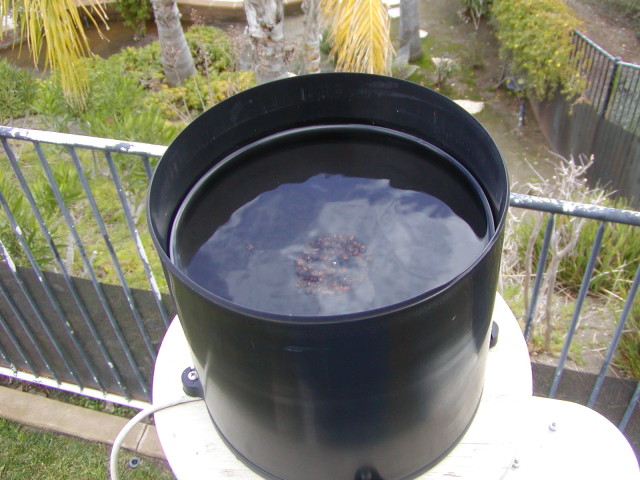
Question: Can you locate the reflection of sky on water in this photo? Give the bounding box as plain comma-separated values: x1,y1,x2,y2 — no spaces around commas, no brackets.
185,174,487,317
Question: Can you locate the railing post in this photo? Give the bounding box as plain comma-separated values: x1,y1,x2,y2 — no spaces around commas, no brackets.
523,214,555,341
601,57,621,118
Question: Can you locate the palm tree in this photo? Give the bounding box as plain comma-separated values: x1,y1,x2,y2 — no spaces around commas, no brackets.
1,0,107,109
321,0,393,75
150,0,196,85
400,0,422,61
302,0,322,73
244,0,287,82
1,0,196,107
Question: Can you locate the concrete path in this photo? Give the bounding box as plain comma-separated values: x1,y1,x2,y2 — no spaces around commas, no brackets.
0,386,166,460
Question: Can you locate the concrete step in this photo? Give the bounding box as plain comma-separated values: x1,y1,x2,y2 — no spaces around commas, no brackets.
0,386,165,460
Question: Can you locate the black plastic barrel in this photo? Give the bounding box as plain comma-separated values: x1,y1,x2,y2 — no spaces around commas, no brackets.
148,73,509,480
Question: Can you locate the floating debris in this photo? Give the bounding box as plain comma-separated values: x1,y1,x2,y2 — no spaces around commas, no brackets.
294,234,370,295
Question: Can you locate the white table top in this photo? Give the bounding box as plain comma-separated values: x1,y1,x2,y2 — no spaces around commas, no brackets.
152,295,638,479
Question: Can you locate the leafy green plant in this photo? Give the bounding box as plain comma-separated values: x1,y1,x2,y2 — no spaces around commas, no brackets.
0,157,82,269
81,59,180,145
112,25,235,87
34,76,78,132
112,42,165,88
0,60,38,122
105,25,253,121
150,70,255,121
491,0,584,99
564,209,640,296
186,25,234,74
35,56,180,145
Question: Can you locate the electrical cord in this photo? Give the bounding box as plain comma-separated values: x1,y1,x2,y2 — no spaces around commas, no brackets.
109,397,203,480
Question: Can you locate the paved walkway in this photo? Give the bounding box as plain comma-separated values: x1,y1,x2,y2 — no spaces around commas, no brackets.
0,386,166,460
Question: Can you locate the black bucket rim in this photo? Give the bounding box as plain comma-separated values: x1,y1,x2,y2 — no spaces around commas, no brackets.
147,73,510,325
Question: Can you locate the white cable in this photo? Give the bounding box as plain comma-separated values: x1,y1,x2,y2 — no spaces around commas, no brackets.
109,397,203,480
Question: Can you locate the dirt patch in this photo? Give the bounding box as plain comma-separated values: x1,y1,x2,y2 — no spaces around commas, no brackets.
565,0,640,64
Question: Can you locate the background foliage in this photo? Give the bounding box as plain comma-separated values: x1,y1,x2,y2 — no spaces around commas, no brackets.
491,0,584,99
0,60,38,122
1,25,254,289
34,25,252,142
114,0,151,39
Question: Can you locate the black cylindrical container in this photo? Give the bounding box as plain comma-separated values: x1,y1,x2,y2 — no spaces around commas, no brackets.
148,73,509,480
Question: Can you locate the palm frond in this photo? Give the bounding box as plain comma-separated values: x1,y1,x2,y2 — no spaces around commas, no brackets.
1,0,107,109
321,0,393,75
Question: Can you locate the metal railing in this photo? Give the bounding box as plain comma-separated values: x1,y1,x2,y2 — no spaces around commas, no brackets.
572,31,640,136
535,31,640,207
0,126,169,408
0,127,638,442
510,193,640,435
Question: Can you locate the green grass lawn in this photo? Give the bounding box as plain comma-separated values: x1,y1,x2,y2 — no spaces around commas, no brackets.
0,418,175,480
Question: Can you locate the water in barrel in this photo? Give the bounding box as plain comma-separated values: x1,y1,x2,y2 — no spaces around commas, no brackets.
170,126,493,317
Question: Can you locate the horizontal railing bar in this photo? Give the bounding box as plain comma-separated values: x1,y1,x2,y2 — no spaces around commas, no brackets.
0,366,151,410
509,193,640,226
3,127,640,222
574,30,618,62
620,61,640,71
0,343,16,374
0,126,167,158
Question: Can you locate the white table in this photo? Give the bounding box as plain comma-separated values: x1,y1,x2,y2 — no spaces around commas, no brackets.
153,295,639,479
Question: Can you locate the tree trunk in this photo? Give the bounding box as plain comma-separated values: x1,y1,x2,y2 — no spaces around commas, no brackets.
244,0,287,83
302,0,322,73
400,0,422,62
150,0,196,85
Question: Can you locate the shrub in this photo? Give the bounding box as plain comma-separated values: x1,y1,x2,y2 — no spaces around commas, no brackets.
36,56,180,145
0,60,38,122
0,158,82,269
110,42,164,88
150,70,256,120
34,76,78,132
491,0,584,99
186,25,233,74
34,25,247,141
114,0,151,39
112,25,234,88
